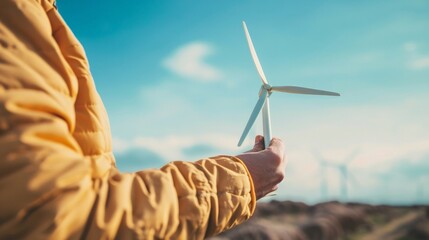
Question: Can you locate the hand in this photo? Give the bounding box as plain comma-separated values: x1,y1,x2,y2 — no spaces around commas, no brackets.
236,135,286,199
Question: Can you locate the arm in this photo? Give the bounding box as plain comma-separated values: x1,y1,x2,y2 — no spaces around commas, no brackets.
0,0,255,239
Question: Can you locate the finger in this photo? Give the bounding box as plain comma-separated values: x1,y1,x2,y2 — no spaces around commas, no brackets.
268,137,284,152
271,185,279,192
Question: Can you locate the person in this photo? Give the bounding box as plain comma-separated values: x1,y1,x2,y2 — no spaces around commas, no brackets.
0,0,286,239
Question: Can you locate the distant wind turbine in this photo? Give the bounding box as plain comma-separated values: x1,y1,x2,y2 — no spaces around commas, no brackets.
316,150,360,202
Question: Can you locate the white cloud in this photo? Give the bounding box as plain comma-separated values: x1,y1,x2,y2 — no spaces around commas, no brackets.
287,99,429,166
112,137,130,153
163,42,222,81
403,42,429,70
409,57,429,70
112,133,240,162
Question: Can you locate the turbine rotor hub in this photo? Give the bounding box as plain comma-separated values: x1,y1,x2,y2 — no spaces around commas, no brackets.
263,84,272,92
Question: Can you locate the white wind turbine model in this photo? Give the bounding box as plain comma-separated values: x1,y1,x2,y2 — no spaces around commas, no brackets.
238,21,341,148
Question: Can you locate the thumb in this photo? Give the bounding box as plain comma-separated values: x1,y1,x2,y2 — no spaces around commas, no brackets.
252,135,265,152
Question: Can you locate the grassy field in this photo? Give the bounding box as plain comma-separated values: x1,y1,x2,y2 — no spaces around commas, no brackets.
209,200,429,240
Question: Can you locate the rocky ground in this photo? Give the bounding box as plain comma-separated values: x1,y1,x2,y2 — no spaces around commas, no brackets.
209,200,429,240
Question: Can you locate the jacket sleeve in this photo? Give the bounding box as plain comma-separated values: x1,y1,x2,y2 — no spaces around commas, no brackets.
0,0,256,239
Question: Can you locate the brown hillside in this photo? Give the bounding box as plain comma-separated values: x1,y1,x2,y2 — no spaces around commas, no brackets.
209,201,429,240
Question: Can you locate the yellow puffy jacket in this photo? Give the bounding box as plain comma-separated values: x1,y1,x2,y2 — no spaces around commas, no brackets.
0,0,256,239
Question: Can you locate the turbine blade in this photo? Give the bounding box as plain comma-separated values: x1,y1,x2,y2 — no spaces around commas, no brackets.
271,86,340,96
238,89,268,146
242,21,268,85
344,149,360,165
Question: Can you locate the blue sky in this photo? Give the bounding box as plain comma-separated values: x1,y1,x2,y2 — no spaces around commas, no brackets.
58,0,429,204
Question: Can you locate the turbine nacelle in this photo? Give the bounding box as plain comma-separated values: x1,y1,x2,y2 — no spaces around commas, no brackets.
263,84,272,91
259,84,272,97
